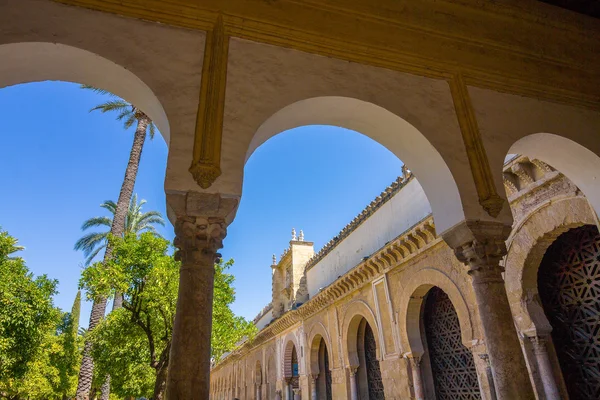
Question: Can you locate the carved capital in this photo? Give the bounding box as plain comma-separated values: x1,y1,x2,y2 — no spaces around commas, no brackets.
347,366,358,376
443,220,511,282
173,217,227,265
528,336,550,355
454,238,506,278
407,355,422,368
478,353,490,365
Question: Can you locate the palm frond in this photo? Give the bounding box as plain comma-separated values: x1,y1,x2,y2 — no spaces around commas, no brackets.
84,245,105,265
80,85,117,97
100,201,118,215
74,232,108,256
148,123,156,139
81,216,112,231
124,114,137,130
90,100,131,114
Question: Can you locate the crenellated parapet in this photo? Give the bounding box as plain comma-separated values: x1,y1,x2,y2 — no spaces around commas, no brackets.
305,172,414,272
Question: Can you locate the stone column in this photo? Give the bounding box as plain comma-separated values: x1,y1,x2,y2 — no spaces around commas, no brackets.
529,336,560,400
407,356,425,400
165,216,227,400
293,389,301,400
311,374,318,400
444,221,535,399
256,384,262,400
348,367,358,400
478,354,497,400
275,389,282,400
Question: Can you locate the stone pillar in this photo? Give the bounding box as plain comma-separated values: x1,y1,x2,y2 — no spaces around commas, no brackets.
166,216,227,400
275,389,282,400
311,374,318,400
407,356,425,400
348,367,358,400
443,221,535,400
529,336,560,400
293,389,301,400
256,384,262,400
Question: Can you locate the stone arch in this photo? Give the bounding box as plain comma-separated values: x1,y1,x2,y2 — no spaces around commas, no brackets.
0,42,170,141
243,96,465,233
282,332,301,379
341,300,381,367
398,268,474,355
307,321,333,375
505,195,596,334
508,133,600,219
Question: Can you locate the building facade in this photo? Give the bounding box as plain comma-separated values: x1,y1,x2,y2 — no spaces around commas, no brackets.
210,159,600,400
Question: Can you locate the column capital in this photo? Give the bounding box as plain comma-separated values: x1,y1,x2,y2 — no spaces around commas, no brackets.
527,335,550,355
442,220,511,281
347,365,359,376
173,217,227,263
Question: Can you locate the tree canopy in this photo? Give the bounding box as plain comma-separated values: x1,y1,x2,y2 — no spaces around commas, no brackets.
79,233,256,399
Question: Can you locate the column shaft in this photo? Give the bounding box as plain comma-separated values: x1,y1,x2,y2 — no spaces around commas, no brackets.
349,368,358,400
408,357,425,400
166,218,226,400
530,337,560,400
446,222,535,399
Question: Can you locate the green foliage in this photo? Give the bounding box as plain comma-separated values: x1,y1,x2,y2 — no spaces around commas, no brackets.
80,233,256,397
81,233,177,398
0,230,81,400
0,228,60,381
212,259,257,361
74,194,165,265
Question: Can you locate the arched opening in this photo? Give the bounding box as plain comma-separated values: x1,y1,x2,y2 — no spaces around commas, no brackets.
422,287,480,400
316,338,332,400
242,96,465,234
507,133,600,221
537,225,600,400
0,42,169,140
290,346,299,398
355,318,385,400
255,360,263,400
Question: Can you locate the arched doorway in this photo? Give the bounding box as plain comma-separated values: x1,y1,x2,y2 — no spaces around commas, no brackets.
423,287,481,400
316,338,332,400
538,225,600,400
357,319,385,400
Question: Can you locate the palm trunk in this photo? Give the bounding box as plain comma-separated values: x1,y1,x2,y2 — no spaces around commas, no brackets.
76,115,150,400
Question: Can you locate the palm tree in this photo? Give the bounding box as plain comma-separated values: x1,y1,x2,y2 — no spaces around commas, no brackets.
76,86,158,400
75,195,165,265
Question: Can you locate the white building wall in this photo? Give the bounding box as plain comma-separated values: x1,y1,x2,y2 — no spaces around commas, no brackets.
306,179,431,297
255,309,273,331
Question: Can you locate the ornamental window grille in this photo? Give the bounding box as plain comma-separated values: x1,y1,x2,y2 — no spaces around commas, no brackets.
424,287,481,400
538,225,600,400
364,323,385,399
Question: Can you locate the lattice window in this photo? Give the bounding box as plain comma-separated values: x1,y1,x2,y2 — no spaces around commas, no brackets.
538,225,600,400
424,287,481,400
364,323,385,399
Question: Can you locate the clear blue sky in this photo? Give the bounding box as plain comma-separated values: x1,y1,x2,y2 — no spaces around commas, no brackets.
0,81,403,326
